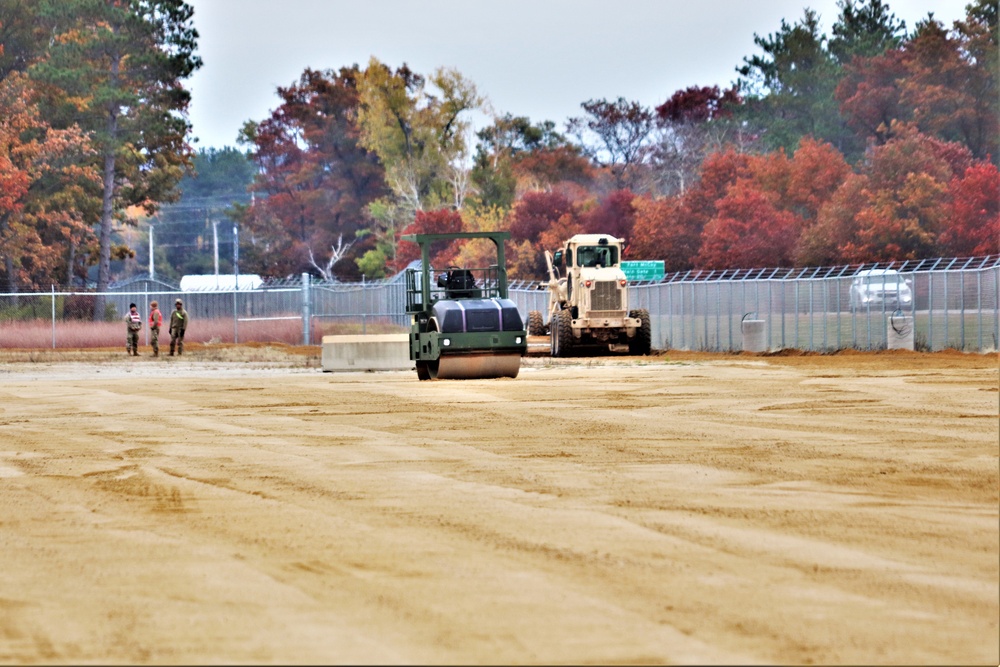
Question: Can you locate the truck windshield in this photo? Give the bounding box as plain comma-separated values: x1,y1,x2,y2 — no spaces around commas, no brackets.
576,246,618,267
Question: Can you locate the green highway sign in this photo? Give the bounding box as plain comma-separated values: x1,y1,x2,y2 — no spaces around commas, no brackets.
621,260,665,282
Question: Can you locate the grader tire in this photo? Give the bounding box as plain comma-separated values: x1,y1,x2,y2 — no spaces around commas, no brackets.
551,309,575,357
629,308,651,355
527,310,546,336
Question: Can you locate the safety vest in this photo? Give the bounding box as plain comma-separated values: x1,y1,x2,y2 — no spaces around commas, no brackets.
149,309,162,328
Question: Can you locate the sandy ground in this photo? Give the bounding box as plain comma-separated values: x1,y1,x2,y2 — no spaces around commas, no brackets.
0,346,997,665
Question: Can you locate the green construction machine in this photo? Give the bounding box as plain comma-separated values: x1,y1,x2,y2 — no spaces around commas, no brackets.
403,231,527,380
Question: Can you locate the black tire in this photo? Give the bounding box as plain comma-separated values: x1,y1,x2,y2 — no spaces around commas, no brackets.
527,310,546,336
551,309,574,357
628,308,651,355
416,318,441,380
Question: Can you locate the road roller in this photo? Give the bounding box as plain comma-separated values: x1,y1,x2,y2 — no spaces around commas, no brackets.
403,231,527,380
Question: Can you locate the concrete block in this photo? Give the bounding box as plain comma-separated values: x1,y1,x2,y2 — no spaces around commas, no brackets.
741,319,767,353
321,334,412,372
886,315,914,350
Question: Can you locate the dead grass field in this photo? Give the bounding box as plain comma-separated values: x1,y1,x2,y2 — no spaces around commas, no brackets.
0,346,997,664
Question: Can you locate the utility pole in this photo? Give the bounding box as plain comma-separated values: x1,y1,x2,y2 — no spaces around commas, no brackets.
148,224,154,280
233,222,240,290
212,215,219,288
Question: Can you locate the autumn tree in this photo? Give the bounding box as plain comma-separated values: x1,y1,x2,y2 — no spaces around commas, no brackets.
837,3,998,163
795,173,869,266
651,85,746,196
354,59,482,275
938,162,1000,257
451,204,510,273
628,195,696,270
696,180,800,269
675,148,754,242
393,208,464,273
0,73,97,290
238,67,386,280
578,189,637,241
567,97,655,191
31,0,201,318
802,124,971,264
834,47,908,145
471,114,557,209
507,190,580,279
899,13,998,162
471,114,592,207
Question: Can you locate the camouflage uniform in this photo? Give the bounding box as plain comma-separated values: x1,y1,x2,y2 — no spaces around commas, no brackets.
148,302,163,357
169,299,188,356
125,304,142,356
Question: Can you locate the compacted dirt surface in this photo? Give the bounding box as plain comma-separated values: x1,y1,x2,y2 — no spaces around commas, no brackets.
0,345,997,665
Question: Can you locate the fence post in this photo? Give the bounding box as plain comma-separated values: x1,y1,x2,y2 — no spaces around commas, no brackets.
943,271,949,348
51,284,56,349
977,271,982,351
302,272,311,345
960,270,966,350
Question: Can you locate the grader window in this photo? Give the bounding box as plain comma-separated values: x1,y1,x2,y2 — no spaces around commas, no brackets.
577,246,617,267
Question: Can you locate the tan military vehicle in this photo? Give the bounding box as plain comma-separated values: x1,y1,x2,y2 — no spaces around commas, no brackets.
527,234,651,357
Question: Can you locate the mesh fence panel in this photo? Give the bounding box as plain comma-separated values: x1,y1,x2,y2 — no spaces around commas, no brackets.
1,261,997,352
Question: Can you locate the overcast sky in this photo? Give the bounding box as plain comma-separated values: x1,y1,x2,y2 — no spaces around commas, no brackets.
184,0,973,150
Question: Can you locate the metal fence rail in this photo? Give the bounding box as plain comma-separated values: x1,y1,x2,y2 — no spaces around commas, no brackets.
1,257,997,353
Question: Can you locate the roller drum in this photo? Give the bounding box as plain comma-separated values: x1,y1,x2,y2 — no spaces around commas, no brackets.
431,353,521,380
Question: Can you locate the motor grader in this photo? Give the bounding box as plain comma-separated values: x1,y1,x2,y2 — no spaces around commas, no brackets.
527,234,651,357
404,231,527,380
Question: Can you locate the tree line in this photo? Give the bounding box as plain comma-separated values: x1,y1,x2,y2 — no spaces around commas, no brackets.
0,0,996,306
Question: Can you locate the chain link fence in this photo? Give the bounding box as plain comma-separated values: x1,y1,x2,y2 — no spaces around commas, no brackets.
2,257,997,352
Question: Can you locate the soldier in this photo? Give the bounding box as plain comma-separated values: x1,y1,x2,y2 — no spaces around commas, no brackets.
125,303,142,356
148,301,163,357
169,298,188,356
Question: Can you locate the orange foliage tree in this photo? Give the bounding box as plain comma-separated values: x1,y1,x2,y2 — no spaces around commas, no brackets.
938,162,1000,256
393,208,464,272
507,190,580,279
696,181,799,269
0,73,97,291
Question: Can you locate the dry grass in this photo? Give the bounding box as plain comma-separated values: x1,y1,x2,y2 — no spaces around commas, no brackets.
0,317,406,349
0,342,323,366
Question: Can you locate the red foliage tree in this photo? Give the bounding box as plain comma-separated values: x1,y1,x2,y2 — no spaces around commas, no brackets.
680,149,754,228
784,138,852,222
808,126,966,264
508,190,574,243
836,12,998,162
797,174,869,266
0,73,97,291
393,208,464,271
629,194,698,271
507,190,581,278
578,189,637,240
696,181,799,269
835,48,908,144
241,67,387,279
512,145,595,192
900,18,998,162
939,162,1000,256
655,85,740,124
